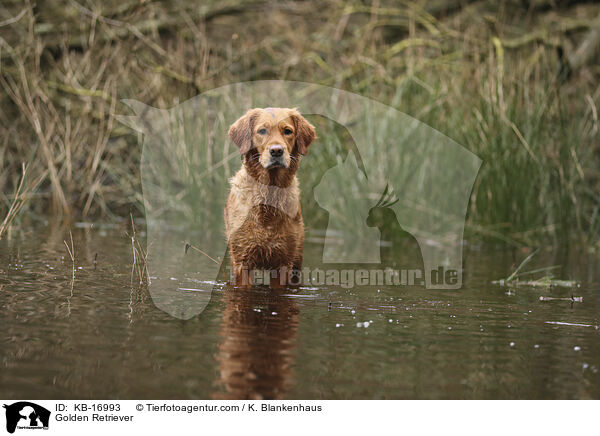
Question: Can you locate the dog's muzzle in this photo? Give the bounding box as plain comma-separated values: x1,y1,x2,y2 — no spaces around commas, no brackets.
265,159,287,169
266,145,288,168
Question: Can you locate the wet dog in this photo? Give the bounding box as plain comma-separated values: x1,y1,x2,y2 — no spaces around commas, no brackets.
224,108,316,285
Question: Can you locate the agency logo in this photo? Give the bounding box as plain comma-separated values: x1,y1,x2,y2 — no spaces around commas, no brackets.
119,80,481,319
3,402,50,434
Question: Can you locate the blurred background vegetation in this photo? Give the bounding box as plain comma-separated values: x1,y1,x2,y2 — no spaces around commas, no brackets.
0,0,599,247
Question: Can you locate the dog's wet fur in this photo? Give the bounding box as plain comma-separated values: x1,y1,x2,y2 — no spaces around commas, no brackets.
224,108,316,286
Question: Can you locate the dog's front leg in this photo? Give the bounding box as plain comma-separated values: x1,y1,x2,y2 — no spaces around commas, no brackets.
232,263,252,287
269,267,285,289
268,265,295,288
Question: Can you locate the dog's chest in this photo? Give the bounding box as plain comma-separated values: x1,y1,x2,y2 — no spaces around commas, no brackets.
227,169,303,266
246,204,300,243
230,208,301,267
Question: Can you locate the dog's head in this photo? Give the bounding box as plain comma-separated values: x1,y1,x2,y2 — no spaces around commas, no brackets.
228,108,316,171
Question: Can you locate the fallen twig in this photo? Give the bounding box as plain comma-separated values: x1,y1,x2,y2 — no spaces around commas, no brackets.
184,242,220,265
540,296,583,302
63,230,75,297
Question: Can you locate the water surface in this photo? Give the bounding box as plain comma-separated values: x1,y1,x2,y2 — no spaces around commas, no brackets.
1,224,599,399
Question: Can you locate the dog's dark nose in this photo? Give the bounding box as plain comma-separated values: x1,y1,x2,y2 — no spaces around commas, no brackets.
269,145,284,158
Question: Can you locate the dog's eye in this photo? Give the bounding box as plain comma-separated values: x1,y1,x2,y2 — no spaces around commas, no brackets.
257,128,267,135
283,128,293,135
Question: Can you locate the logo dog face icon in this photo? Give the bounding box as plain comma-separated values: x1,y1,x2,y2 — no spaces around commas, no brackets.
3,402,50,434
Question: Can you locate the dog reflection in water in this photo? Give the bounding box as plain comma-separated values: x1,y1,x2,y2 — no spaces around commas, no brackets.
212,285,299,400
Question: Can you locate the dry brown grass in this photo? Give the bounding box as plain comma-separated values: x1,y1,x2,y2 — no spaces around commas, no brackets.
0,0,599,244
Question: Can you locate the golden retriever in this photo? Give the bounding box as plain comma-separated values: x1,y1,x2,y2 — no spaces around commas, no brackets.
224,108,316,285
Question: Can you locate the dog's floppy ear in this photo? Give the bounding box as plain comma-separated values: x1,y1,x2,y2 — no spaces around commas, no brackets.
291,110,316,155
228,109,259,154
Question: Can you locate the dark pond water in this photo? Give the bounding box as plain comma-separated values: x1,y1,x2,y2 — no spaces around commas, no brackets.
1,223,600,399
